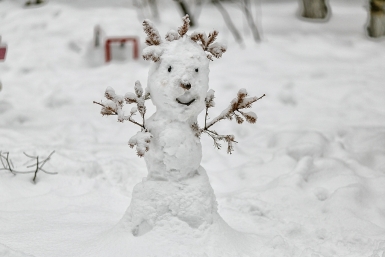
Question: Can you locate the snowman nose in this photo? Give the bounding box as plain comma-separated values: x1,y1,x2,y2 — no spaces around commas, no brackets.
181,83,191,90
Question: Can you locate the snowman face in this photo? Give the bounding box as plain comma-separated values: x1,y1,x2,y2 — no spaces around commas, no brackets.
147,39,210,121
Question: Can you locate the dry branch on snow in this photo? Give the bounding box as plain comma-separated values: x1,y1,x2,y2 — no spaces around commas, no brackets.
0,151,56,183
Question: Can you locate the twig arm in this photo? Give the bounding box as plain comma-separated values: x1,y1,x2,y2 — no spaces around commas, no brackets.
93,100,146,130
196,89,265,154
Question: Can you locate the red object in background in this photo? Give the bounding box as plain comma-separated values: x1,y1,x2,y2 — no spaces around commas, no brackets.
105,37,139,63
0,45,6,61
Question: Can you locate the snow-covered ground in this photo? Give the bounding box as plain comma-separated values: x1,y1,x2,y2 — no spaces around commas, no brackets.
1,0,385,256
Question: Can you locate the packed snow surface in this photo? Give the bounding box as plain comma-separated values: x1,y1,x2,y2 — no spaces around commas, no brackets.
1,0,385,256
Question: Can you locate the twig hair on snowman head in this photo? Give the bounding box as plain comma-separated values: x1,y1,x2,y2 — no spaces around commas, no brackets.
142,15,227,62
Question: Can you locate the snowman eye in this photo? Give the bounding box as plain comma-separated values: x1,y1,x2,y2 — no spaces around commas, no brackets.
168,66,172,72
195,68,199,72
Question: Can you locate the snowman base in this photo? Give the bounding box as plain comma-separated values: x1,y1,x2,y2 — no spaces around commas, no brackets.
99,166,261,257
120,166,218,236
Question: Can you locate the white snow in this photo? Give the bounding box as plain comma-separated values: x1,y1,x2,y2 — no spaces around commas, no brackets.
1,0,385,256
128,130,151,157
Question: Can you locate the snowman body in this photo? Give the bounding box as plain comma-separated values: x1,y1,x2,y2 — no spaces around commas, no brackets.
144,37,210,181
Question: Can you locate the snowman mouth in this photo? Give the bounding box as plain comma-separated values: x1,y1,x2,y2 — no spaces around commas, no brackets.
176,98,195,106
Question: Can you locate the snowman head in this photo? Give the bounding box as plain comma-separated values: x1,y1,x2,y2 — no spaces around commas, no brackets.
142,16,226,121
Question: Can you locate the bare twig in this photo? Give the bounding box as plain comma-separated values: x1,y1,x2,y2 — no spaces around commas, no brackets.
0,153,7,171
33,156,39,182
26,150,55,170
0,151,57,183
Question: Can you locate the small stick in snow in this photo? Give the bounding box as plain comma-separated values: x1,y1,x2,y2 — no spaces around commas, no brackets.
0,150,57,183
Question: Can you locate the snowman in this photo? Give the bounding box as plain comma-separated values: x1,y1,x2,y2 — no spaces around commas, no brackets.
141,16,221,182
95,15,262,241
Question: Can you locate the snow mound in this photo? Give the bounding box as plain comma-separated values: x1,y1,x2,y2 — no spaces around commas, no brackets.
0,243,33,257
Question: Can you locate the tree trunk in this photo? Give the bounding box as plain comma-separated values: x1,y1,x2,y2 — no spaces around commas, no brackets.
212,0,243,44
175,0,195,27
241,0,261,42
368,0,385,37
301,0,329,19
193,0,204,21
93,25,102,47
148,0,159,20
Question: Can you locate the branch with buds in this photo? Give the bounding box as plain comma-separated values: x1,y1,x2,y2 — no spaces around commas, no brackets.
192,89,265,154
93,81,152,157
165,14,190,42
0,151,56,183
190,30,227,61
142,15,227,62
143,19,162,46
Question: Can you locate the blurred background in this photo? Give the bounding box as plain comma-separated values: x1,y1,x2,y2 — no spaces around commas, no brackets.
0,0,385,256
